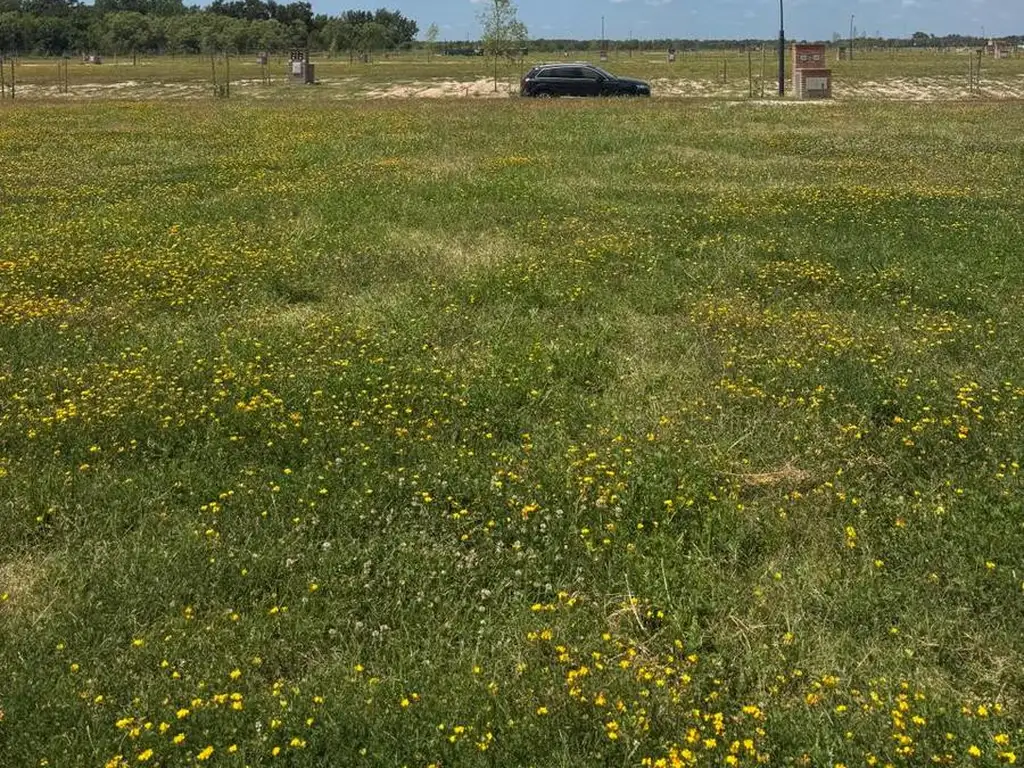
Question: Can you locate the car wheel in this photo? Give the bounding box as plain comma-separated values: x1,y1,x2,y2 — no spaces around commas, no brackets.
534,90,554,99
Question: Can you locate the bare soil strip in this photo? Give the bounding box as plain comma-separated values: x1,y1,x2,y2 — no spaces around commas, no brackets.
7,75,1024,101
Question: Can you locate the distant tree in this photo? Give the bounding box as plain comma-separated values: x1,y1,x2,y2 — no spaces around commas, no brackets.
163,13,203,53
0,11,33,52
149,0,186,17
285,16,306,47
372,7,415,47
358,19,385,60
104,10,151,59
147,14,168,50
94,0,185,15
207,0,263,22
20,0,77,17
478,0,526,91
225,16,254,52
36,13,78,52
424,21,438,57
252,17,286,51
339,9,371,27
274,2,311,30
199,12,230,52
96,0,146,14
318,15,347,56
238,0,271,21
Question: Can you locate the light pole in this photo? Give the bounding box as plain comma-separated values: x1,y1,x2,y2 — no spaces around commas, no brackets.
778,0,785,96
849,14,854,61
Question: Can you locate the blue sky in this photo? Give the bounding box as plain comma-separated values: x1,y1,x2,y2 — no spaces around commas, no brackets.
313,0,1022,41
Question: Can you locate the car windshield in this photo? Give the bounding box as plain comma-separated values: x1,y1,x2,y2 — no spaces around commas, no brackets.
589,66,616,80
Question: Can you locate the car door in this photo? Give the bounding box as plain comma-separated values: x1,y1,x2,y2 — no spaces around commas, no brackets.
534,67,560,95
548,67,579,96
579,67,605,97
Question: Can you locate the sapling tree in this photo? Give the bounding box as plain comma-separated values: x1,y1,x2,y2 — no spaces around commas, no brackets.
478,0,527,92
424,22,439,59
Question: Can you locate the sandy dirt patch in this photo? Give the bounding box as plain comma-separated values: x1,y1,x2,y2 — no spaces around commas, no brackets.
4,74,1023,102
356,75,1024,101
650,77,751,98
9,80,210,99
360,77,516,99
836,75,1024,100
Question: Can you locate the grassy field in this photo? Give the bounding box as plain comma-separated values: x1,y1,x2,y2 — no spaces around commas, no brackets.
3,47,1024,100
2,96,1024,768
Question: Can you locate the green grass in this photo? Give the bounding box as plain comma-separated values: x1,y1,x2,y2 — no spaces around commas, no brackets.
1,98,1023,767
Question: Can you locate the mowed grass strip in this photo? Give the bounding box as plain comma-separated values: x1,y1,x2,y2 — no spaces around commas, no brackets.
1,99,1022,767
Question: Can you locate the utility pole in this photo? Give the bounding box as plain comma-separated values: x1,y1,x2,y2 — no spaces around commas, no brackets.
492,0,500,92
778,0,785,96
849,14,855,61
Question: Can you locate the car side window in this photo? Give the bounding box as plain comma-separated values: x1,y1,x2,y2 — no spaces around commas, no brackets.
536,67,597,79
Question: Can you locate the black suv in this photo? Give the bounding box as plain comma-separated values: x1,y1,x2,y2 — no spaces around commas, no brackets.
520,63,651,98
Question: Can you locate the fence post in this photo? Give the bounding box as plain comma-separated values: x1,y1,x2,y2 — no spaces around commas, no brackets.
760,44,766,98
748,47,753,98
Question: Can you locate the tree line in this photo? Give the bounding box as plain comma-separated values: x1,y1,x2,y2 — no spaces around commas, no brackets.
1,0,1019,60
0,1,419,57
457,34,1022,54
